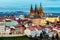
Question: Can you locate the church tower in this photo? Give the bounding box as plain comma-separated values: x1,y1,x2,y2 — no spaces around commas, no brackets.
30,4,35,18
38,3,44,17
34,4,38,16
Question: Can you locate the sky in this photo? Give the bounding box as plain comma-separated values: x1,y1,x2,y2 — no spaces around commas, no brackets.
0,0,60,12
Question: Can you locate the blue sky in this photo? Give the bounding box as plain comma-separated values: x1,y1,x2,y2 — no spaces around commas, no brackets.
0,0,60,12
0,0,60,8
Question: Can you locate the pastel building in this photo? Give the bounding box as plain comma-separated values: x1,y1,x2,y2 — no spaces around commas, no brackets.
45,17,60,23
0,17,5,34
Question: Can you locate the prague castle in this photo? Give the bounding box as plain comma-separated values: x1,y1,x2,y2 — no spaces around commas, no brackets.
30,3,44,18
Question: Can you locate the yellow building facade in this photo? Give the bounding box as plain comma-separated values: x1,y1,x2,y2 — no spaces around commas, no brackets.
45,17,59,23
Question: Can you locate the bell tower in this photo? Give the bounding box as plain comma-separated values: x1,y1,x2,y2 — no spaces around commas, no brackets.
38,3,44,17
34,4,38,16
30,4,35,18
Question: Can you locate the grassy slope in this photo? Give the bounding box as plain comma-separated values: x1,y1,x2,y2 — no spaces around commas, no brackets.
0,36,29,40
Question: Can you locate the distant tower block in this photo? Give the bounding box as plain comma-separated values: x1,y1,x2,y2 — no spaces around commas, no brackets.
38,3,44,17
30,5,35,18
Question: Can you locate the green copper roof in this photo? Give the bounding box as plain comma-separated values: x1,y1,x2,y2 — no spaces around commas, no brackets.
5,20,18,27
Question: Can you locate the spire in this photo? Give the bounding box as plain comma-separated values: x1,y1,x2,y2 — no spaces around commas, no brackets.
30,4,33,12
35,4,37,12
35,4,38,16
40,3,42,7
30,4,35,18
39,3,44,17
40,3,43,10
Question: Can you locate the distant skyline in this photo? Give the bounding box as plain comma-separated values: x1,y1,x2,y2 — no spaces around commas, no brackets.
0,0,60,13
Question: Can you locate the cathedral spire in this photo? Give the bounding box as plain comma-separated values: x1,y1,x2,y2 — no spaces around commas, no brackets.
40,3,42,8
30,4,33,12
30,4,35,18
39,3,44,17
35,4,37,12
40,3,43,11
35,4,38,15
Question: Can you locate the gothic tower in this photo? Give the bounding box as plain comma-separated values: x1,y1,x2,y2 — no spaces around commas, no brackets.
38,3,44,17
30,4,35,18
34,4,38,16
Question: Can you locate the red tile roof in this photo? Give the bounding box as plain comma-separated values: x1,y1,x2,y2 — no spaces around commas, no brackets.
29,26,36,30
55,26,60,30
9,16,15,20
36,27,42,30
50,30,57,33
10,28,15,31
0,17,6,22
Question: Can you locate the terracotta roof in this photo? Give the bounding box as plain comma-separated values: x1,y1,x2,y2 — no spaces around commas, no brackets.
9,16,15,20
0,19,4,22
29,26,36,30
10,28,15,31
15,25,21,28
55,26,60,30
36,26,42,30
50,30,57,33
0,17,6,22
